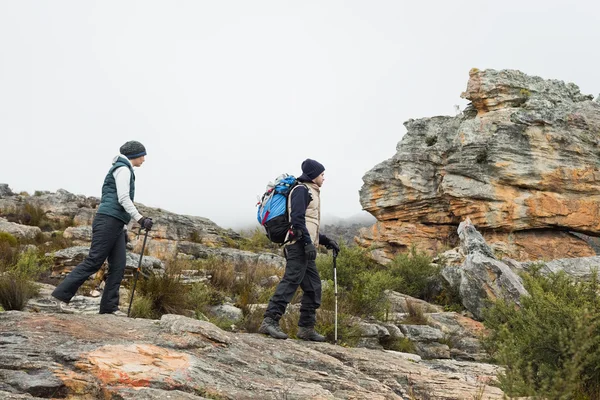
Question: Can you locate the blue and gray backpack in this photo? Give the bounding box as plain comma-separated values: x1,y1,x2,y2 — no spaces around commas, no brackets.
256,174,305,244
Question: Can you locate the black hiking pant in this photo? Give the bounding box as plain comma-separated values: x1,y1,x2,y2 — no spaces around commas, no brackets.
52,213,126,314
264,240,322,327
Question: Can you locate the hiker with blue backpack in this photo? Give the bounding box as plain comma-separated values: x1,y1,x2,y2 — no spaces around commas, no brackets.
257,159,340,341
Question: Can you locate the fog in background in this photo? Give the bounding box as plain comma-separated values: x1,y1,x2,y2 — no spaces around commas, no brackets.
1,1,598,229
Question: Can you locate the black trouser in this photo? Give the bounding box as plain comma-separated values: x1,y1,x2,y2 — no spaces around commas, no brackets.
264,241,322,327
52,213,126,314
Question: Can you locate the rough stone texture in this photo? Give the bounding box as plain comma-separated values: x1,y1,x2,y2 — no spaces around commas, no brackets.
207,303,244,324
0,217,42,240
442,219,528,320
48,246,165,277
0,183,14,197
520,255,600,280
359,68,600,263
63,225,93,242
0,311,505,399
0,186,243,258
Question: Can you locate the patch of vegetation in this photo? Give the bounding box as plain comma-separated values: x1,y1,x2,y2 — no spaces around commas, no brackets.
317,243,399,319
0,249,51,310
129,295,155,319
483,268,600,399
0,232,18,267
387,246,440,302
134,262,190,318
381,336,416,353
238,227,281,253
0,204,74,232
401,300,429,325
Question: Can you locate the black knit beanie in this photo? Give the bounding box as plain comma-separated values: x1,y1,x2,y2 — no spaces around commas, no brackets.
298,159,325,181
120,141,147,159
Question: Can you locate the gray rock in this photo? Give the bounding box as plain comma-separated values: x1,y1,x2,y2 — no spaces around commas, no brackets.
207,303,243,323
522,256,600,280
443,219,528,320
0,218,41,240
176,241,285,268
358,68,600,262
62,225,92,241
414,342,451,360
48,246,164,274
380,323,404,339
0,369,65,398
0,311,506,399
399,325,445,342
0,184,14,197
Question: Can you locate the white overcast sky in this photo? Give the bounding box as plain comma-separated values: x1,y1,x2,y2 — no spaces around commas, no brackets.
1,1,599,229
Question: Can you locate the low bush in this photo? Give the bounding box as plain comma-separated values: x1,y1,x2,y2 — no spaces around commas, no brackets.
0,249,50,310
0,204,74,232
134,262,190,317
129,295,156,318
238,227,281,253
483,269,600,399
317,243,401,319
0,232,18,267
388,246,441,302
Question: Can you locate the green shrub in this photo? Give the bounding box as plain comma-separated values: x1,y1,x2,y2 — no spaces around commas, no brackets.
483,269,600,399
0,232,18,267
381,336,416,353
401,300,428,325
0,274,39,310
0,232,18,247
0,204,74,232
135,263,190,317
238,227,280,253
0,249,48,310
388,246,440,302
317,244,400,319
129,295,156,319
315,280,362,346
11,249,51,280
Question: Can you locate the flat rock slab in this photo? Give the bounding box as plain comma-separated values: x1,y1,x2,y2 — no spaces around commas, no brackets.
0,311,505,399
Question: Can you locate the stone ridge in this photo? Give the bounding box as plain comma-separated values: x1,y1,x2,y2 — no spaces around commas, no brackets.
359,68,600,263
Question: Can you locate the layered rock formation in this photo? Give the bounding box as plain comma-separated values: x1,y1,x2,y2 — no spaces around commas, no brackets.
359,69,600,263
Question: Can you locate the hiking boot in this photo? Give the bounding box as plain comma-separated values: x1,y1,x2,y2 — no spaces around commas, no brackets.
258,317,288,339
297,327,326,342
52,295,77,314
100,310,127,317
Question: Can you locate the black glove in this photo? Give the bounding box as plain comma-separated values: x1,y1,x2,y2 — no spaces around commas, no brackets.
138,217,153,231
304,243,317,261
324,239,340,255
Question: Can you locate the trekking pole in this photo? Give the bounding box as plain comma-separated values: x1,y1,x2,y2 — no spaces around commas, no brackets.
127,228,149,317
333,250,338,345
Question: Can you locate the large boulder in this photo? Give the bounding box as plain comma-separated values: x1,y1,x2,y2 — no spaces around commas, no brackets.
442,218,528,320
359,68,600,262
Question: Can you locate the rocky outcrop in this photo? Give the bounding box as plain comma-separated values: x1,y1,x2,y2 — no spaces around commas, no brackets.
0,186,285,275
0,217,41,240
0,311,505,399
49,246,165,277
359,68,600,263
0,186,240,257
442,219,528,320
